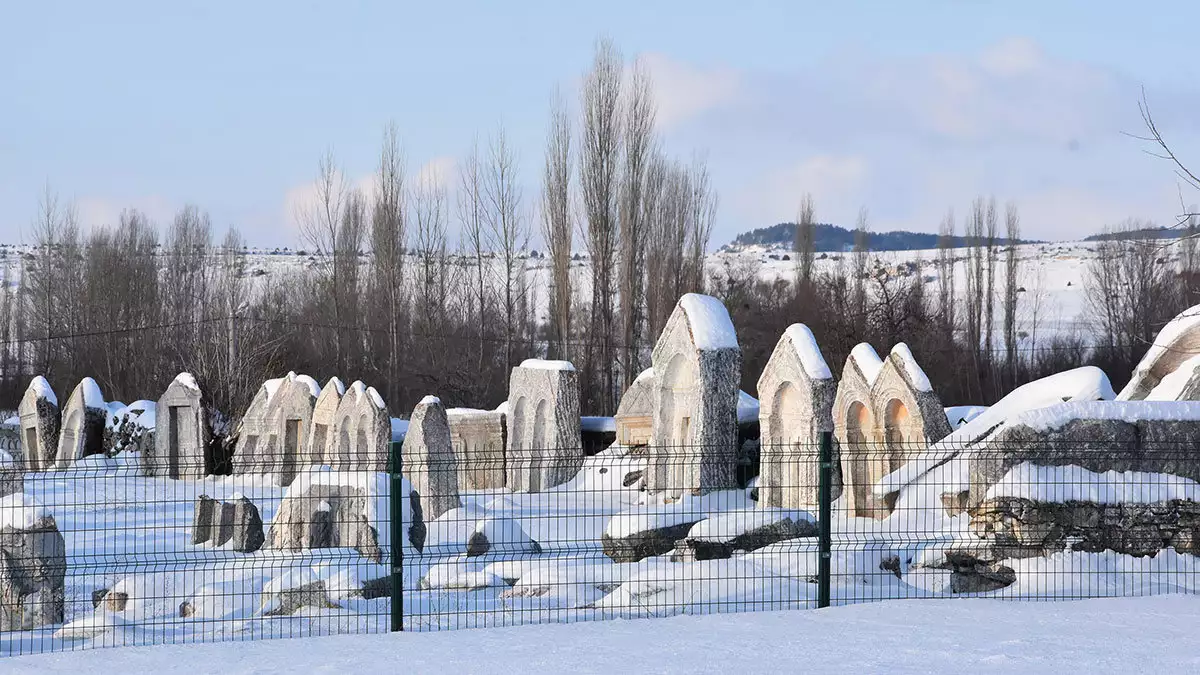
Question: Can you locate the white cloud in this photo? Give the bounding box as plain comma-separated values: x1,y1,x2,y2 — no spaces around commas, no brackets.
640,52,741,129
738,155,869,227
417,156,456,189
76,195,176,230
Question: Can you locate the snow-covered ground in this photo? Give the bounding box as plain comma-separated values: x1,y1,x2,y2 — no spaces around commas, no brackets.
7,595,1200,673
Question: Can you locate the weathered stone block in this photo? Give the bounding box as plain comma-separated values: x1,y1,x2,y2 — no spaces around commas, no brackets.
402,396,462,522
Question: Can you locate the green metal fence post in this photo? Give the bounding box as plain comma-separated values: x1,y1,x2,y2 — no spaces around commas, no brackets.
817,431,832,609
389,440,404,631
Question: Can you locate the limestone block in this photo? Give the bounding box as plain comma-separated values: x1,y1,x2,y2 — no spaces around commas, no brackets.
402,396,462,522
17,377,59,472
506,360,583,492
53,378,106,470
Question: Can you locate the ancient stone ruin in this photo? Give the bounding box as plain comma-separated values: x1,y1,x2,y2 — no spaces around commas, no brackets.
0,494,66,632
506,359,583,492
329,381,390,473
266,471,384,562
447,406,506,490
834,343,950,519
53,378,106,470
148,373,213,480
233,373,321,484
648,293,741,497
402,396,462,522
757,324,838,510
1118,304,1200,400
191,494,265,553
614,368,654,448
17,377,58,473
305,377,345,467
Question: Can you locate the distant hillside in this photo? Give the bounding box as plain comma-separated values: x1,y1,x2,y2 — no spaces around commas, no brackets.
728,222,1033,252
1082,226,1181,242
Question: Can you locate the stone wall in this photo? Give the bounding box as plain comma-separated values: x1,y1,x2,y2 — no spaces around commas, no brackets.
447,408,506,490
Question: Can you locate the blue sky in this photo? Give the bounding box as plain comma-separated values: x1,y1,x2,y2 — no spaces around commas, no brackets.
4,1,1200,246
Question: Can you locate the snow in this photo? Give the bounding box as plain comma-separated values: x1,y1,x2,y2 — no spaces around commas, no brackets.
1014,400,1200,431
580,416,615,433
79,376,104,408
686,508,813,543
1119,303,1200,399
172,372,200,393
849,343,883,384
109,400,156,429
295,374,321,398
633,367,655,384
28,375,56,406
0,492,48,530
944,405,987,429
327,376,346,396
890,343,931,392
367,386,387,410
783,323,832,380
519,358,576,372
875,367,1115,498
987,462,1200,504
261,375,288,407
14,595,1200,673
605,490,754,539
737,390,760,423
678,293,738,350
1146,354,1200,400
419,395,442,406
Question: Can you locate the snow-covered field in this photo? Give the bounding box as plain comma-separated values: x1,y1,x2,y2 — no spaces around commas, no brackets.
8,595,1200,673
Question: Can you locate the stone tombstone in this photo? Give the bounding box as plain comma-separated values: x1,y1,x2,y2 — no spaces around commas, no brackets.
870,344,952,465
1119,304,1200,400
0,498,66,632
447,407,506,490
757,324,839,510
233,375,282,475
648,293,741,497
506,359,583,493
150,372,212,480
53,378,106,470
306,377,344,467
402,396,462,522
615,368,654,448
191,494,265,553
329,381,390,473
266,480,384,562
832,343,886,519
17,377,59,472
262,375,320,486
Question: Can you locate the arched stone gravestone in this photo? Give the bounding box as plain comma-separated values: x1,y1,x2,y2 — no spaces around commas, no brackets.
306,377,344,467
233,374,287,475
53,378,106,470
150,372,212,479
447,406,506,490
648,293,741,497
505,360,582,492
262,375,320,486
757,324,838,509
870,344,951,468
615,368,654,448
17,377,58,472
330,381,390,472
833,344,885,518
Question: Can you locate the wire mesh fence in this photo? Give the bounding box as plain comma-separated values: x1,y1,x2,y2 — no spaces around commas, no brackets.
2,435,1199,656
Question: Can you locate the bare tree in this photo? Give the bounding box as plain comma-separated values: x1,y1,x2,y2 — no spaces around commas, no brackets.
984,197,998,380
579,37,624,414
296,151,350,372
618,58,656,389
685,155,718,293
936,208,956,336
1002,202,1021,384
370,123,408,402
851,207,871,333
794,193,816,292
484,126,529,375
457,137,490,371
542,90,574,362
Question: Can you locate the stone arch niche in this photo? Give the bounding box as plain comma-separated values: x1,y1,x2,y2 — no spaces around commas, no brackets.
648,293,741,497
233,373,318,485
18,377,59,473
306,377,344,466
329,381,389,473
756,324,838,510
869,344,952,466
505,360,582,493
54,377,106,470
614,368,654,447
833,343,884,518
150,372,211,480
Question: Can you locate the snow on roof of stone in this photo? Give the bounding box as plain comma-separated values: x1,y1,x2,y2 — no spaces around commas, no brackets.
1120,304,1200,399
79,377,104,408
28,376,57,406
172,372,200,393
890,343,931,392
419,395,441,406
0,493,49,530
987,462,1200,504
326,376,346,396
1012,400,1200,431
294,374,321,398
367,386,387,411
783,324,832,380
261,375,288,407
519,358,576,372
679,293,738,350
850,343,883,385
634,367,655,384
